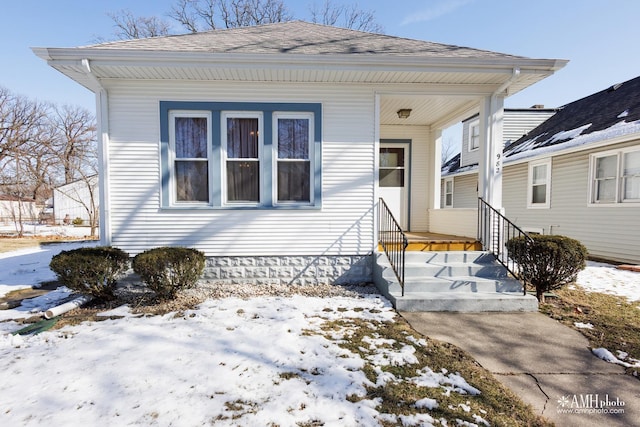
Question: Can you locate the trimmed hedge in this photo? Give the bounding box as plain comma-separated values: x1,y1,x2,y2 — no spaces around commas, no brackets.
132,247,205,300
506,234,588,302
49,246,130,300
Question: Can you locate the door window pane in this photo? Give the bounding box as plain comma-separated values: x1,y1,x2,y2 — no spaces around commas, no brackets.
379,148,405,188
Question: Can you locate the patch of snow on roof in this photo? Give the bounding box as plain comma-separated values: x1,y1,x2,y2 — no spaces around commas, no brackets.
506,120,640,163
548,123,592,144
618,110,629,118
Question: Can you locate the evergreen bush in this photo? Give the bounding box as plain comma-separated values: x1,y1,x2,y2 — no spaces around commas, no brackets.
506,234,588,302
132,247,205,300
49,246,130,300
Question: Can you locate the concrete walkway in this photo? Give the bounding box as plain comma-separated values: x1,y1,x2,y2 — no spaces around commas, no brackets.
401,312,640,427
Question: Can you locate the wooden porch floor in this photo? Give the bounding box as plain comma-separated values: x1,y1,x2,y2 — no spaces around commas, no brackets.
404,232,482,251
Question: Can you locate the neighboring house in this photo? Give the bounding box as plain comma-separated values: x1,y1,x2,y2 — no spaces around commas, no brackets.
442,106,558,208
442,75,640,264
53,175,99,225
0,195,38,225
34,21,565,285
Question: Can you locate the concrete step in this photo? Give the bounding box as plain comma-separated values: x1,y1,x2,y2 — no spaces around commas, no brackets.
374,251,537,313
390,291,538,312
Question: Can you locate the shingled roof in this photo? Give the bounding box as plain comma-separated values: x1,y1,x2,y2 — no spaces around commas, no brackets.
505,75,640,161
85,20,524,59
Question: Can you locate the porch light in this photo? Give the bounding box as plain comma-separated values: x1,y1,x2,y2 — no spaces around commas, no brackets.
396,109,412,119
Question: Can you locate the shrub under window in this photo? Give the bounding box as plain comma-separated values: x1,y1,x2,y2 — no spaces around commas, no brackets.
49,246,130,300
132,247,205,300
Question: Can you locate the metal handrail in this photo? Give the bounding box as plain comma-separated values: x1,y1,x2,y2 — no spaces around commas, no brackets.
478,197,533,294
378,198,408,296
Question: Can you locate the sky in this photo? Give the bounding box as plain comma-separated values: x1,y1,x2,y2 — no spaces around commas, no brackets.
1,0,639,117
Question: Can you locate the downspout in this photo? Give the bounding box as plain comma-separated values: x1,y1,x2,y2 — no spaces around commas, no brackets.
81,59,112,246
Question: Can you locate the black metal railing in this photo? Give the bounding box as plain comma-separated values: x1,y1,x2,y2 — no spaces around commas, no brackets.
378,198,409,296
478,197,533,294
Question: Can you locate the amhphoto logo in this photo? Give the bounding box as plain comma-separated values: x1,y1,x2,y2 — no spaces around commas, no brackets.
557,394,625,415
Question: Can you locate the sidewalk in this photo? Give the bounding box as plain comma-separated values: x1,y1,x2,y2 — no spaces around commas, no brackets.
401,312,640,427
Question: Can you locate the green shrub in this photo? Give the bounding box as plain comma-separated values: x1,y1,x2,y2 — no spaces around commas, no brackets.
132,247,205,300
72,217,83,226
49,246,130,300
506,235,588,302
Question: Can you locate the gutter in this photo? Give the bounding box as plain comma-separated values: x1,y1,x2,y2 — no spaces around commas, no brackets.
81,59,112,246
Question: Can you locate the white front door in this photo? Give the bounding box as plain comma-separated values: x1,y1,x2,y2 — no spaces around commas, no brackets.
379,142,409,230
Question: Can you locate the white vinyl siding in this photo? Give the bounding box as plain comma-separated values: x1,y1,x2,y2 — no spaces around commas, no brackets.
104,80,375,256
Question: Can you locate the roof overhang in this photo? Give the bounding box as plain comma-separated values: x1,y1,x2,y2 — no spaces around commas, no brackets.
33,47,567,94
33,47,567,127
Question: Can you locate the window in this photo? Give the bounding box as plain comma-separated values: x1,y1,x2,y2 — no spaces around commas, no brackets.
223,114,262,204
444,178,454,208
468,120,480,151
160,101,322,209
379,147,405,187
591,148,640,204
169,112,211,204
275,114,313,204
528,160,551,208
623,150,640,201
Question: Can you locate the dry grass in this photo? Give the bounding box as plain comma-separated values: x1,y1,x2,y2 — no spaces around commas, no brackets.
0,235,95,253
317,315,553,426
540,286,640,377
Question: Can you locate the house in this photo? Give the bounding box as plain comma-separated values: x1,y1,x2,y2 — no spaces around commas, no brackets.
442,75,640,264
33,21,566,300
0,195,38,226
53,175,99,226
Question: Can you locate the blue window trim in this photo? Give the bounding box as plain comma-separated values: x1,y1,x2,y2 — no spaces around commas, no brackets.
160,101,322,209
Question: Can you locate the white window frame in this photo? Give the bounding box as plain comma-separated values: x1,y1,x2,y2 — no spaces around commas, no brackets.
468,120,480,152
443,177,454,208
168,110,213,206
527,159,551,209
221,111,264,206
273,112,315,206
589,147,640,206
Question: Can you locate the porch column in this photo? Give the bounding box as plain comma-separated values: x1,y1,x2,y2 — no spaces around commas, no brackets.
428,128,443,211
478,94,504,209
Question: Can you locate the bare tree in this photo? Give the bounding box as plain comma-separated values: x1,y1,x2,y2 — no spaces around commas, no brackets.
108,9,172,40
441,136,459,165
310,0,383,33
108,0,380,40
48,105,99,237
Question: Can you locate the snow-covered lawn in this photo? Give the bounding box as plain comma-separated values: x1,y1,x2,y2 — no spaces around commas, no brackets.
0,240,638,425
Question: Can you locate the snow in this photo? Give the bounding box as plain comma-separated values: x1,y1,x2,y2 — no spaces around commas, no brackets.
574,322,594,329
577,261,640,302
504,119,640,163
0,240,639,424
